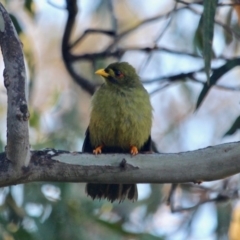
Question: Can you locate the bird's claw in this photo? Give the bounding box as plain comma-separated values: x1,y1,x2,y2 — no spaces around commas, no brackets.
130,146,138,156
93,145,103,155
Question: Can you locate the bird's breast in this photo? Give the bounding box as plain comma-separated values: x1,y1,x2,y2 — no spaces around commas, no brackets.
89,87,152,150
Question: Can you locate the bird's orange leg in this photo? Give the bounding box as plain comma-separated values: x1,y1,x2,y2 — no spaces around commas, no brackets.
130,146,138,156
93,145,103,155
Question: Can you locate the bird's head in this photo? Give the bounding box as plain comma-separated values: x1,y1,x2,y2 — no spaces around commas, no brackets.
95,62,141,88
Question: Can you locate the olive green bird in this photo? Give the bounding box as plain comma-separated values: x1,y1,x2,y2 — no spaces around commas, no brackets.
82,62,152,202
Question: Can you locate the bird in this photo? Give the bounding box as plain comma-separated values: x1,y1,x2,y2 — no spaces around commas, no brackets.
82,62,152,202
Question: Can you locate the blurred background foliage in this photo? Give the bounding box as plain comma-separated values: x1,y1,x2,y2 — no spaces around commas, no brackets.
0,0,240,239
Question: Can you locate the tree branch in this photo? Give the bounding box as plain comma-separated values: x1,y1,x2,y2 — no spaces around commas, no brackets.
0,141,240,187
142,68,204,84
71,46,205,62
0,4,30,169
62,0,96,95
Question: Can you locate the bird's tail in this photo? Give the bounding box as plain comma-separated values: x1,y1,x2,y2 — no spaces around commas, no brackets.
85,183,138,202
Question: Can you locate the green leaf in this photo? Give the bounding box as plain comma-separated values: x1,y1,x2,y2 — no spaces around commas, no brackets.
196,58,240,110
146,184,163,215
193,15,215,59
29,108,40,129
223,116,240,137
9,14,22,35
203,0,218,84
193,15,204,55
12,228,36,240
216,202,231,238
24,0,36,19
224,8,234,45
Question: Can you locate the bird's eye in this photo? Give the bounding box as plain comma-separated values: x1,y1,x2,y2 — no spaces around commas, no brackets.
115,70,121,76
115,70,123,78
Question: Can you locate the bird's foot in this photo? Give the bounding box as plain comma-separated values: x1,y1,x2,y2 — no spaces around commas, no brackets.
130,146,138,156
93,145,103,155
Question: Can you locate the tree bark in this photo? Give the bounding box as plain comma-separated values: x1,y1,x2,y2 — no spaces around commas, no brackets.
0,141,239,187
0,4,30,169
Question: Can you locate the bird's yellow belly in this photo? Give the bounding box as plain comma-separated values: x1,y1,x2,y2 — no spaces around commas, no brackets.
89,86,152,151
89,104,150,150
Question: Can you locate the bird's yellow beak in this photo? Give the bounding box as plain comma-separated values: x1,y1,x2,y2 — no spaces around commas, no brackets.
95,69,109,78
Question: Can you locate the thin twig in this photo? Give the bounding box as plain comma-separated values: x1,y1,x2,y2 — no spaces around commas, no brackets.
71,46,206,62
138,2,178,73
108,0,118,31
70,29,116,49
148,76,240,96
167,183,178,206
105,5,189,51
150,83,172,95
155,2,178,43
171,191,238,213
47,0,66,9
190,76,240,91
142,68,204,84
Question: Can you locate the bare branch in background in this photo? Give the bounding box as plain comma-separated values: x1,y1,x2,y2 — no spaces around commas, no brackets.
105,5,188,52
62,0,96,95
142,68,204,84
71,46,204,62
57,0,240,97
138,2,178,73
70,29,116,50
143,67,240,95
0,3,30,169
170,188,238,213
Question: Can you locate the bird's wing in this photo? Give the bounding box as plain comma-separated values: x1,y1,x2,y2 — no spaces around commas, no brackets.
140,135,152,152
82,127,94,153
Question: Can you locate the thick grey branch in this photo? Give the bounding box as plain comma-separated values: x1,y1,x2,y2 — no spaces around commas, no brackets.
0,4,30,168
0,142,239,187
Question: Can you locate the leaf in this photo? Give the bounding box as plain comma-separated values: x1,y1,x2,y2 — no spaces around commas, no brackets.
216,202,232,239
9,14,22,35
29,108,40,129
223,116,240,137
193,15,204,55
223,8,233,45
12,228,36,240
196,57,240,110
146,184,162,215
203,0,218,84
193,15,215,59
24,0,36,19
